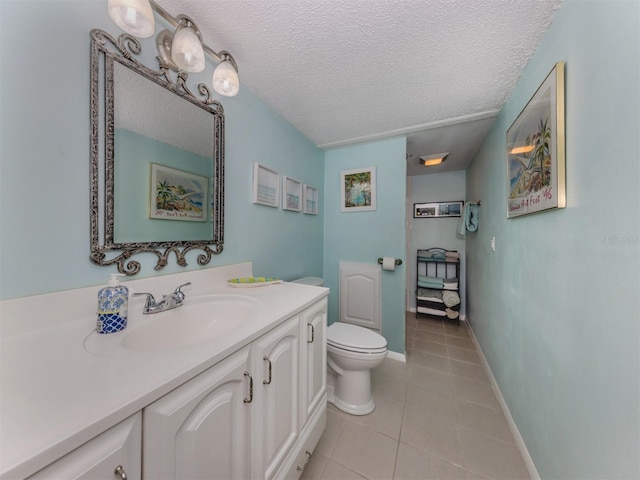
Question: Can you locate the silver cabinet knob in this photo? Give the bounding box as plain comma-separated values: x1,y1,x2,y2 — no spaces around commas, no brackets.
114,465,127,480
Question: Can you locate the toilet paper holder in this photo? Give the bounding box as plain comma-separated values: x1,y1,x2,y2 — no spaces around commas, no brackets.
377,257,402,266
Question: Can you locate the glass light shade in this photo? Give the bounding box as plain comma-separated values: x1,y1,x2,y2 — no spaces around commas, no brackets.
108,0,155,38
171,24,206,73
212,60,240,97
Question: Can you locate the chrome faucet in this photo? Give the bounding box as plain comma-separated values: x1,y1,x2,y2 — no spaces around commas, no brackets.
133,282,191,314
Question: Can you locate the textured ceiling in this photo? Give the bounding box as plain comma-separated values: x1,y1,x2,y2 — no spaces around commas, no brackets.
159,0,562,170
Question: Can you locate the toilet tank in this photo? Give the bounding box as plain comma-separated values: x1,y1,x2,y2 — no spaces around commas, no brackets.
291,276,324,286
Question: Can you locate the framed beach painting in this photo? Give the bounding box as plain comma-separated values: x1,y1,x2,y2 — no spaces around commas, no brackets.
340,167,376,212
282,176,303,212
252,163,280,208
507,61,566,218
149,163,208,222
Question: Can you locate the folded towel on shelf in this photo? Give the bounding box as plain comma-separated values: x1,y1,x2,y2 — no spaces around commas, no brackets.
442,290,461,307
418,256,440,262
418,300,446,311
443,277,459,290
445,251,459,261
416,288,443,302
417,306,447,317
445,308,459,319
418,275,444,286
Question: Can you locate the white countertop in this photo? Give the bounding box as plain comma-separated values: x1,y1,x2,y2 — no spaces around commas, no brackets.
0,264,328,479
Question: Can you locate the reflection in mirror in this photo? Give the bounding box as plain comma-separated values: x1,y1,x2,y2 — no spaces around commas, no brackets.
90,29,225,275
113,61,214,243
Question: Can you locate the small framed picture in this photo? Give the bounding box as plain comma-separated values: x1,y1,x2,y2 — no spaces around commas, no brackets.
303,184,318,215
414,201,463,218
282,176,303,212
340,166,376,212
149,163,208,222
252,163,280,208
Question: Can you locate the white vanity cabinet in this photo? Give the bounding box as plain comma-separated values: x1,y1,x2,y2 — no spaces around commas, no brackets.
27,413,142,480
5,284,327,480
251,315,301,480
141,297,327,480
142,345,253,479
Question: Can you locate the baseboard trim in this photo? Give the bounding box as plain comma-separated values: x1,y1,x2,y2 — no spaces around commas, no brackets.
466,318,540,480
386,350,407,363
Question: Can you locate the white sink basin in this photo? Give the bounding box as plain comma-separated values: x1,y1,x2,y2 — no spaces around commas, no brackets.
84,294,262,356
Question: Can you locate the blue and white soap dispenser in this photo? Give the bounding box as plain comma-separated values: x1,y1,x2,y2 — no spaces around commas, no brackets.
97,273,129,334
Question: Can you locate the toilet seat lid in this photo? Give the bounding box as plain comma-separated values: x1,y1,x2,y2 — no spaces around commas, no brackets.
327,323,387,351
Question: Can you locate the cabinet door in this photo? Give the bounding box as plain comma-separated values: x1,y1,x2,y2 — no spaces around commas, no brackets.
300,298,327,427
251,315,300,480
27,413,141,480
143,346,252,480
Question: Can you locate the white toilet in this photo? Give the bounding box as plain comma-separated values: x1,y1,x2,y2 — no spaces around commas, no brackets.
291,276,388,416
326,322,387,415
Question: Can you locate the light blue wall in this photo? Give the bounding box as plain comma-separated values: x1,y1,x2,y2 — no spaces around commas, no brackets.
466,1,640,478
323,138,407,353
0,0,324,300
410,171,466,316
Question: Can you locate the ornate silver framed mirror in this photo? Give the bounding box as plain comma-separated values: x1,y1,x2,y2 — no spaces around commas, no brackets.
90,29,224,275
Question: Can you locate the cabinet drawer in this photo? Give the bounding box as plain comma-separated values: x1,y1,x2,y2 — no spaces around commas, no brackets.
27,413,141,480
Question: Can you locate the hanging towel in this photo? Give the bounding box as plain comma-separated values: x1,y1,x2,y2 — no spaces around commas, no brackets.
458,202,480,235
466,203,479,232
457,211,466,236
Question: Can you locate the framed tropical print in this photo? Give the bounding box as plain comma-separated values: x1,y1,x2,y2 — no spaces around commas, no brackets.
506,61,565,218
150,163,208,222
340,167,376,212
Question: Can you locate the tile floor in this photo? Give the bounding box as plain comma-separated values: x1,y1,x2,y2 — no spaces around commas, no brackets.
300,314,530,480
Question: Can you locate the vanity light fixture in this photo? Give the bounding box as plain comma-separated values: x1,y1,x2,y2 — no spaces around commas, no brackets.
170,16,205,73
108,0,240,97
212,53,240,97
108,0,155,38
420,152,449,167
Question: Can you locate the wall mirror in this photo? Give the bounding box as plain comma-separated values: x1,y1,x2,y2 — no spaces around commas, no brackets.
90,29,225,275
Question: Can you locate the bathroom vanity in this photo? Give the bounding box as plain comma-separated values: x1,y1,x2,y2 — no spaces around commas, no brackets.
0,263,327,479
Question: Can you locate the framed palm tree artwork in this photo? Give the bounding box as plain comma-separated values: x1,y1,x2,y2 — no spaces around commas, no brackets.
506,61,565,218
149,163,208,222
340,166,376,212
